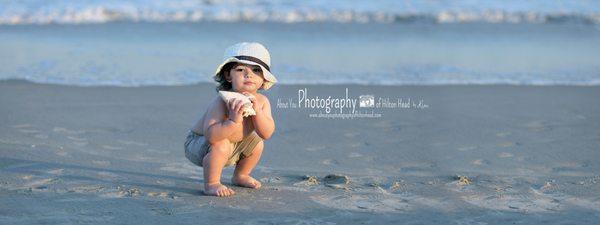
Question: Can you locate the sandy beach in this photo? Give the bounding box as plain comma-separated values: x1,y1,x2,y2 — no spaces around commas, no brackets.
2,1,600,224
1,80,599,224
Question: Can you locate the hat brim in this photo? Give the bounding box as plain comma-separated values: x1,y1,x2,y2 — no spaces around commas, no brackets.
214,58,277,90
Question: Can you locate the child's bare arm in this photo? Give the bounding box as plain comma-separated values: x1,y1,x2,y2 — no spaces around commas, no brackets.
203,97,245,144
248,93,275,140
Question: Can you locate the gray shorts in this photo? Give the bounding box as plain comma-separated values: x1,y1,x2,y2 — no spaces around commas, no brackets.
184,130,262,167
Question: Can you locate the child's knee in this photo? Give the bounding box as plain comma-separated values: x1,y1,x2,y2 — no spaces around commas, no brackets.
247,140,264,157
209,140,233,157
201,140,231,167
254,141,264,152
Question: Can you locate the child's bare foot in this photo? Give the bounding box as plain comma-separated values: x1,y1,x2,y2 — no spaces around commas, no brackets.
204,183,235,197
232,175,262,189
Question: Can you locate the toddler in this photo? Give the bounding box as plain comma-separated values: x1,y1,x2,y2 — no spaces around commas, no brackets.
185,42,276,197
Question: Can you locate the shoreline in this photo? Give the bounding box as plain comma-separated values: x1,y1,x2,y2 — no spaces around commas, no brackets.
4,78,600,87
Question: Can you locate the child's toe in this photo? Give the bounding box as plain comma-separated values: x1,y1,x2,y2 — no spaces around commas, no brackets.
221,189,229,197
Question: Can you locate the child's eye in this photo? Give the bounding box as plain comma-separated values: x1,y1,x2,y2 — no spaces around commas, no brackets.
252,68,262,73
236,68,244,72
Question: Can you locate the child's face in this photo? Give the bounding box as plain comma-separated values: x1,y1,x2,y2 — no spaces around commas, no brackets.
226,63,265,93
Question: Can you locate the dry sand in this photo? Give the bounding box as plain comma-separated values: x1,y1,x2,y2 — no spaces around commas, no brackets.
1,80,600,224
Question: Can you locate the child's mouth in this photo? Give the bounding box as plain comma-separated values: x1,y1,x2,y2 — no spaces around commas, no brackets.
243,81,254,85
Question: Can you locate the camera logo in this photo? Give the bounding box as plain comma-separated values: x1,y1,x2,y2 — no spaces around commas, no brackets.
359,95,374,108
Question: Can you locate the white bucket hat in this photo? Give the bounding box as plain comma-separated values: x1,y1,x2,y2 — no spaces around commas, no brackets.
214,42,277,90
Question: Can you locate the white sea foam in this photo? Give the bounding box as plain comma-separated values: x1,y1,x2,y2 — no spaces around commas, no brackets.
1,0,599,25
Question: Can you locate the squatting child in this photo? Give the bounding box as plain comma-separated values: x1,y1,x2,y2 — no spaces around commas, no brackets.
185,42,276,197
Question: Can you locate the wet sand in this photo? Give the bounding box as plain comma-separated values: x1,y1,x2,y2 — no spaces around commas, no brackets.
1,80,600,224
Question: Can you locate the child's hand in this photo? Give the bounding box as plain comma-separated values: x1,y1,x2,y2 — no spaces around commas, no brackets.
226,99,245,123
242,92,262,113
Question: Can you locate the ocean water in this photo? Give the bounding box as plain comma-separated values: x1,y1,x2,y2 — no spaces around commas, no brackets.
1,1,600,86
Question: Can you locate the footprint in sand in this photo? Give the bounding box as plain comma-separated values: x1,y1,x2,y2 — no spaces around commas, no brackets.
312,180,452,212
529,181,569,209
550,162,591,176
564,197,600,211
25,178,58,190
311,193,411,212
447,177,562,212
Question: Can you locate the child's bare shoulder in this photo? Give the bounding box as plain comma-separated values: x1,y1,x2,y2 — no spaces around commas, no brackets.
205,95,227,116
255,93,270,103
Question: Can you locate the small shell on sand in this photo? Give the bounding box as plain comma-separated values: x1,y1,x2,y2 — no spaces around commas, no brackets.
389,180,406,191
294,174,350,189
453,175,471,186
294,175,319,186
323,174,350,189
117,186,141,197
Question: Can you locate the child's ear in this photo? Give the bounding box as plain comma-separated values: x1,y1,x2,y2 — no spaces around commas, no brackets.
224,71,232,82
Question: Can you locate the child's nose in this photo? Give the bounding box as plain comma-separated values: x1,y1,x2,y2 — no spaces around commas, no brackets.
244,69,255,77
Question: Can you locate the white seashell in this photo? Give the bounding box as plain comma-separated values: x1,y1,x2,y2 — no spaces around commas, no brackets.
218,91,256,117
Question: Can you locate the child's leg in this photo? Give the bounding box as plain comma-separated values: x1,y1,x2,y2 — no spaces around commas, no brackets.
232,140,264,189
202,140,235,197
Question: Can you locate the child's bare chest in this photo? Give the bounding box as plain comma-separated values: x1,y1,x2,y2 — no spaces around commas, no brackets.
228,118,255,142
